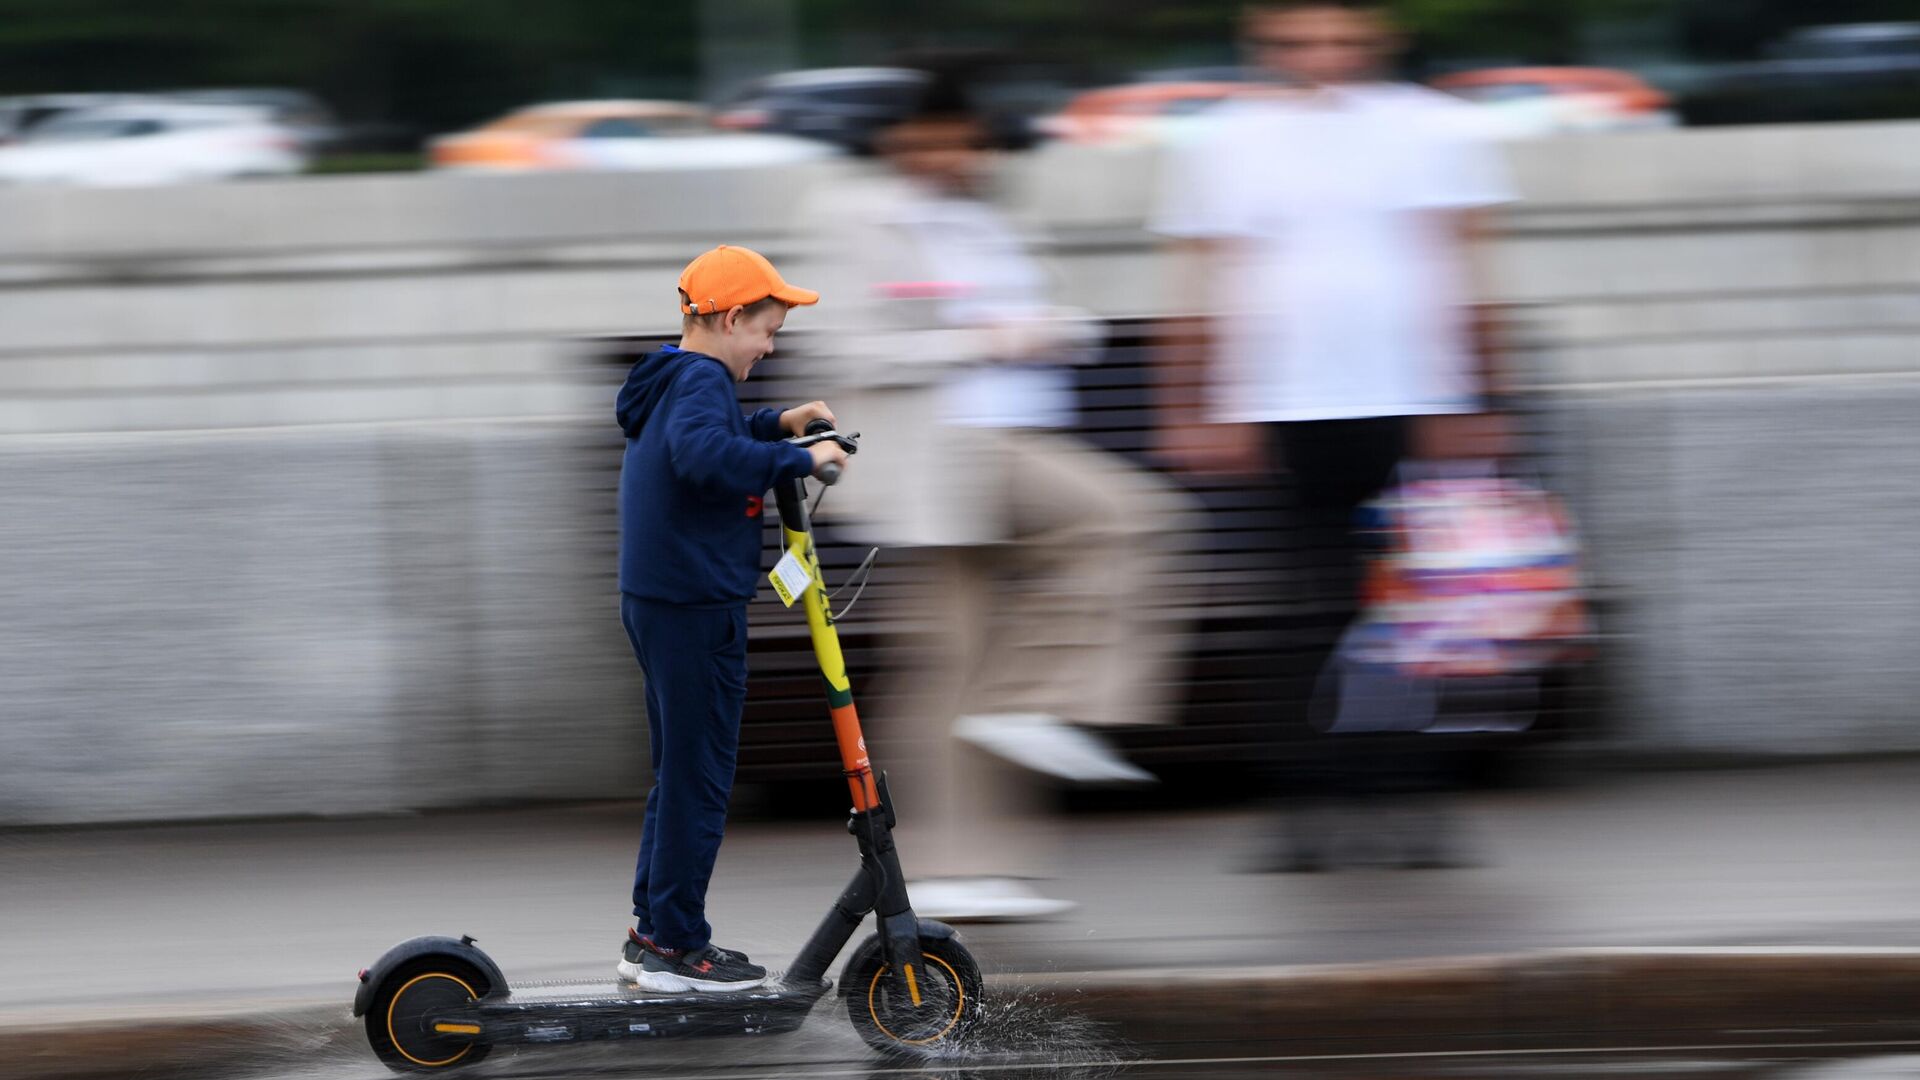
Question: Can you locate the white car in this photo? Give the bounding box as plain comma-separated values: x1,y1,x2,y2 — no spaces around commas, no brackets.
0,102,308,186
0,93,158,145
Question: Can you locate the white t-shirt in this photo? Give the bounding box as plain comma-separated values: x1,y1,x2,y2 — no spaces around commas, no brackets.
1153,83,1512,423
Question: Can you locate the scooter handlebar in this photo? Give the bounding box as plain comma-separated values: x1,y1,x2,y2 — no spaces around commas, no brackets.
792,419,857,486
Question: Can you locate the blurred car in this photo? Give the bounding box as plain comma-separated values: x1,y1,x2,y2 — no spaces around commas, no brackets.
430,100,835,172
166,87,341,150
1039,82,1251,144
1131,65,1259,84
714,68,929,152
1681,23,1920,126
0,102,307,186
0,93,156,146
1431,67,1675,137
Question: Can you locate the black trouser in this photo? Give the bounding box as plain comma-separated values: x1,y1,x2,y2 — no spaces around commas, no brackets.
1265,417,1456,798
1270,416,1410,639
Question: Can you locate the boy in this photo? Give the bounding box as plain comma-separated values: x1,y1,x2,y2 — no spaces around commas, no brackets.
613,245,846,991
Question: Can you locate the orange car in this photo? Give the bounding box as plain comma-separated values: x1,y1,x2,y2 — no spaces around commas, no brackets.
1431,67,1674,135
1041,82,1253,144
430,101,710,169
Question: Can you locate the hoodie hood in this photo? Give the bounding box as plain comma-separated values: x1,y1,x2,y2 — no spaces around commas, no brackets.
617,345,710,438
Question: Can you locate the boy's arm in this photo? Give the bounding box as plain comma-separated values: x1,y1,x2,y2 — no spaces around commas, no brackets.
746,407,786,442
668,368,814,495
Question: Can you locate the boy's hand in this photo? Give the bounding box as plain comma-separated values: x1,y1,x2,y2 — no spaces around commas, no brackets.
808,441,849,478
781,401,837,437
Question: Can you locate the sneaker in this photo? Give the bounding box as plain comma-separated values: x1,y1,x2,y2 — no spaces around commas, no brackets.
910,877,1076,923
615,928,655,983
952,712,1157,786
633,942,767,993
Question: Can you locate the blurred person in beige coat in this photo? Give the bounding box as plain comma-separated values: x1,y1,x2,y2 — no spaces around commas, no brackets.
800,60,1196,921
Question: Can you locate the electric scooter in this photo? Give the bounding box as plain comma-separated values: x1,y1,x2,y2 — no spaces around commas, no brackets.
353,423,985,1072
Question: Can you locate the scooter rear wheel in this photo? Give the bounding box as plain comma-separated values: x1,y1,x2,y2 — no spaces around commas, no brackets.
365,957,493,1073
841,931,983,1057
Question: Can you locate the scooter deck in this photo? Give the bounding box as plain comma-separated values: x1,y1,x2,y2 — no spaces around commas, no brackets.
436,975,834,1046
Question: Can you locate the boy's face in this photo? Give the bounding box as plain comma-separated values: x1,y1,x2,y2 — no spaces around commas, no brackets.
715,303,788,382
1244,5,1397,87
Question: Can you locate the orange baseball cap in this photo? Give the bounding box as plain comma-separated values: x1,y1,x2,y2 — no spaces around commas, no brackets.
677,245,819,315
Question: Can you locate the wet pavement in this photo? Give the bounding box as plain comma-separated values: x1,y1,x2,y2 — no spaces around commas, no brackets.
7,760,1920,1022
8,761,1920,1080
188,1025,1920,1080
108,972,1920,1080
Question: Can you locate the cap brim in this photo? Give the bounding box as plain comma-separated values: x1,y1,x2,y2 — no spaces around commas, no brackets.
772,284,820,307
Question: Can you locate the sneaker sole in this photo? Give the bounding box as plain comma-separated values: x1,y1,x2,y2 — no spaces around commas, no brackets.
916,902,1077,923
632,968,767,994
615,958,648,983
952,718,1158,787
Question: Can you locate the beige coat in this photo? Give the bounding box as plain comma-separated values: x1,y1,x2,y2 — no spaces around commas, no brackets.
797,164,1089,547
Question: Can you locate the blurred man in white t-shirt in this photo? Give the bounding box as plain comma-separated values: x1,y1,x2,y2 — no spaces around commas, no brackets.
1153,0,1513,870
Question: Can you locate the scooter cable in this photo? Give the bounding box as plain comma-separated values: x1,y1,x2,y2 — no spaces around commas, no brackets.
827,548,880,621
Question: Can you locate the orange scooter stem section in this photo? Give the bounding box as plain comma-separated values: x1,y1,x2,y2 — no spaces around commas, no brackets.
831,702,881,812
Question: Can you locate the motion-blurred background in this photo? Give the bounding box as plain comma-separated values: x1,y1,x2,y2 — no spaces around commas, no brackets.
2,0,1918,827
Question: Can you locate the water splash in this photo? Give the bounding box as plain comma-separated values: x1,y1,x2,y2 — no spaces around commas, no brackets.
848,983,1134,1079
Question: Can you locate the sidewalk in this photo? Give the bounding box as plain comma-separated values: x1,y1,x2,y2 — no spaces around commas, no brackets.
5,760,1919,1073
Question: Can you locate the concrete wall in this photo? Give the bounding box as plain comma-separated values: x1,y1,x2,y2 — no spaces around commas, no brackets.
1490,126,1920,754
1499,126,1920,754
4,121,1919,822
0,423,646,823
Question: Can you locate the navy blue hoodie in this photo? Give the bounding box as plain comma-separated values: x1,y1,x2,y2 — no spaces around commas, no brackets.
617,345,814,607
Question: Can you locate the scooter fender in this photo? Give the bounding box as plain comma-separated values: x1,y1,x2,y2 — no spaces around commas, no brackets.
881,915,963,1001
915,918,961,943
352,935,506,1017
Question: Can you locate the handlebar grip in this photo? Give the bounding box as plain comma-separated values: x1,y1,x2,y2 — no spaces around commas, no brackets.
817,460,843,486
804,418,835,436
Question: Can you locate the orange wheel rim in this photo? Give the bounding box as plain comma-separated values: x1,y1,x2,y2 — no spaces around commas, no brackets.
386,972,477,1068
865,954,966,1046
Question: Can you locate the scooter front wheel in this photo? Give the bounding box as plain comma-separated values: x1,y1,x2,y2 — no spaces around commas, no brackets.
841,930,983,1057
365,957,493,1073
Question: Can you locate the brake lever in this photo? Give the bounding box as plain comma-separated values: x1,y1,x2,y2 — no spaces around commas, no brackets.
786,430,861,453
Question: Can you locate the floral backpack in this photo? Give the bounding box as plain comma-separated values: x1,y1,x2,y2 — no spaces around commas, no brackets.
1318,469,1592,734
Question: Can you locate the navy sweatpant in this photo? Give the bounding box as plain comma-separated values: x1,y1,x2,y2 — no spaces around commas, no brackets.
621,593,749,952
